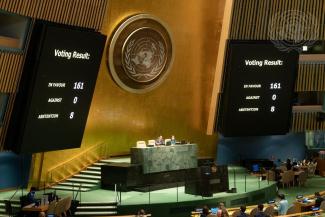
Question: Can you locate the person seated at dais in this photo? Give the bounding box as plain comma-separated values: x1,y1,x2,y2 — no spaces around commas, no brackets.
155,135,164,146
27,187,37,204
171,135,176,145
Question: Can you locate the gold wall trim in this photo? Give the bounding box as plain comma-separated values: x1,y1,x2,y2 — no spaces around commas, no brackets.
207,0,234,135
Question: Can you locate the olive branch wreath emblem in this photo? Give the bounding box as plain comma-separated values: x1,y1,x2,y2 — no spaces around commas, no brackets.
268,10,319,52
124,39,166,79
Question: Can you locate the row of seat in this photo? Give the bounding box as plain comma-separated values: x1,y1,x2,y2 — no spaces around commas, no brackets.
230,205,274,217
229,201,325,217
279,170,307,188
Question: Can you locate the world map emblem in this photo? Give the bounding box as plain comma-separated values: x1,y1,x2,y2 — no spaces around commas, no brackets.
108,14,173,93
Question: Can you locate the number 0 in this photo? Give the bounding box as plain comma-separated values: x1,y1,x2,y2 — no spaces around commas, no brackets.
73,97,78,104
272,94,277,101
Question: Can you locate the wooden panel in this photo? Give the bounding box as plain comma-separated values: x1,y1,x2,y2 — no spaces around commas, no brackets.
0,0,109,150
295,64,325,92
0,0,108,30
291,111,325,132
229,0,324,41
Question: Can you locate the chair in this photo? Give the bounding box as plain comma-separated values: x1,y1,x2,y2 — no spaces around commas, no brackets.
148,140,155,146
249,207,258,217
19,195,30,208
231,210,241,217
266,170,276,181
278,165,287,172
64,196,72,216
47,200,57,215
307,162,317,176
296,171,307,186
54,198,66,217
287,170,295,186
164,139,171,145
320,200,325,211
311,163,317,175
279,171,293,188
4,200,13,217
136,141,146,148
286,205,297,215
264,206,274,217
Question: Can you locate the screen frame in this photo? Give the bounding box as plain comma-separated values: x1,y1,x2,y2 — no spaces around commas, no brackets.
217,40,299,137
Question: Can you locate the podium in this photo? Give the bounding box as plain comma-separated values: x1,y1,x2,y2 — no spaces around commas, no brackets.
185,165,228,197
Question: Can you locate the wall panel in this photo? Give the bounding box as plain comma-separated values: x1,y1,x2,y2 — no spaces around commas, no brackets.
229,0,325,41
292,112,325,132
0,0,108,30
295,64,325,92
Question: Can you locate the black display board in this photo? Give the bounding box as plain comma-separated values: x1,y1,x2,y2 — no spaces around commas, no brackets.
217,40,299,137
5,21,106,153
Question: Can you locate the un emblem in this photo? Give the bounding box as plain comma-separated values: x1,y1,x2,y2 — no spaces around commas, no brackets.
108,14,173,93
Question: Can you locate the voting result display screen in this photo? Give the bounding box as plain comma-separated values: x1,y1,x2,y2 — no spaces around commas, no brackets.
5,21,106,153
217,40,299,137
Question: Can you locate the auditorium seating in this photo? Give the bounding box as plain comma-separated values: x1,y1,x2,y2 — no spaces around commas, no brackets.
191,186,325,217
54,196,72,217
64,196,72,216
296,171,307,186
265,170,276,181
47,201,57,215
231,210,240,217
279,171,294,188
248,207,258,217
285,205,298,215
307,162,317,176
320,201,325,211
263,205,274,216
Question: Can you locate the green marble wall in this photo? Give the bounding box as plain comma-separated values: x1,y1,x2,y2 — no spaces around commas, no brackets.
131,144,198,173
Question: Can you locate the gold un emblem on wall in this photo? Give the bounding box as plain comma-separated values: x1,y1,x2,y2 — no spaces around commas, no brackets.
108,14,173,93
